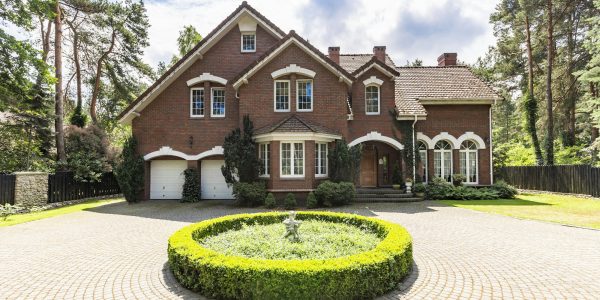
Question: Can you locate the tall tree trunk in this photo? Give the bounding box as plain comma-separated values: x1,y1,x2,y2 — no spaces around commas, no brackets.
545,0,555,165
71,26,83,110
90,29,116,124
524,14,544,165
54,2,66,166
592,83,599,166
564,8,577,147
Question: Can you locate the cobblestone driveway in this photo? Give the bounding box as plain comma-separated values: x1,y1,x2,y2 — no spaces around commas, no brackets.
1,200,599,299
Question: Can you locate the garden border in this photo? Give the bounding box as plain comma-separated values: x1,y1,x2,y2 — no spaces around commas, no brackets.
168,211,413,299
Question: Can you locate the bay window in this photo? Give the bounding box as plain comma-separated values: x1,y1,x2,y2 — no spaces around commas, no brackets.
281,142,304,177
315,142,327,177
259,143,270,177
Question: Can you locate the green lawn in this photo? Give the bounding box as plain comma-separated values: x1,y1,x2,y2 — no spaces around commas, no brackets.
1,198,124,227
439,193,600,229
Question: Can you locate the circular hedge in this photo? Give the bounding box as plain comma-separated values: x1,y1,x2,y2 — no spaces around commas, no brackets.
168,212,413,299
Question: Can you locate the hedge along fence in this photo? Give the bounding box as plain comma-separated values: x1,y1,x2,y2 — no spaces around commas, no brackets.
48,172,121,203
498,165,600,197
168,212,413,300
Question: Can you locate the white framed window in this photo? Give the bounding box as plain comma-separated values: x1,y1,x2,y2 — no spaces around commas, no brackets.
190,88,204,117
315,142,328,177
280,142,304,177
460,140,478,184
418,141,428,182
241,32,256,52
365,85,380,115
434,140,453,182
296,79,313,112
274,80,290,112
211,88,225,117
259,143,270,177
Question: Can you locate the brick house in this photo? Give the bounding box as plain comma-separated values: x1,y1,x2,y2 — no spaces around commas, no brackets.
118,2,500,200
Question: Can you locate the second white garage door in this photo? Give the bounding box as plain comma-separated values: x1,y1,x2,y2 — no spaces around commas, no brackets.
201,160,234,200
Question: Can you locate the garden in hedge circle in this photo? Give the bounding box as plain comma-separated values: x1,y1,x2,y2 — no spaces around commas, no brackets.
168,211,413,299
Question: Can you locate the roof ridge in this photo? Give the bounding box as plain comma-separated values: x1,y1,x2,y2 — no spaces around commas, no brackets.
396,65,469,69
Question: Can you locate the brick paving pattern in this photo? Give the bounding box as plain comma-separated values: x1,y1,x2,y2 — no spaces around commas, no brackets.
1,200,599,299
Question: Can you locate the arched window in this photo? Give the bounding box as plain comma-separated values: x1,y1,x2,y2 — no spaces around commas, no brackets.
460,140,478,183
418,141,428,182
365,85,380,115
434,140,452,182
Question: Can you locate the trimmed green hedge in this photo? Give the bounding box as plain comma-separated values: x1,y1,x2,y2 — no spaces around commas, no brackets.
168,212,413,300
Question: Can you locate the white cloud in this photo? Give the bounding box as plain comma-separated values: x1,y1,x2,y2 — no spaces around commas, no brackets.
143,0,498,68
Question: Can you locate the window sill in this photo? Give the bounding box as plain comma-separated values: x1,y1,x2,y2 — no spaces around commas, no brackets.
366,112,381,116
241,50,256,53
280,176,305,181
296,109,313,112
275,109,291,113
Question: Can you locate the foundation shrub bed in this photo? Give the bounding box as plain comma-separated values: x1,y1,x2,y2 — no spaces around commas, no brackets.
168,212,412,300
425,178,518,200
314,181,355,207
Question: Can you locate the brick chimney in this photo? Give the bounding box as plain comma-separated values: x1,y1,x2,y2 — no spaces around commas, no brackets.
328,46,340,64
373,46,386,62
437,53,457,66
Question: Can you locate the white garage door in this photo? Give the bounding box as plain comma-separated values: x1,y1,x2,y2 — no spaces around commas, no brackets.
201,160,233,200
150,160,187,200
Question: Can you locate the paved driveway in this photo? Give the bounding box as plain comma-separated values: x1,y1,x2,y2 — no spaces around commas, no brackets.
1,200,599,299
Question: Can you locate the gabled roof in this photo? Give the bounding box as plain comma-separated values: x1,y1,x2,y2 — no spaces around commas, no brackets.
117,1,285,125
339,54,396,73
394,66,501,116
351,56,399,78
232,31,355,89
255,114,340,136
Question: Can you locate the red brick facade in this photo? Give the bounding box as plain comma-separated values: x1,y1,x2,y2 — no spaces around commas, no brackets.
121,3,495,199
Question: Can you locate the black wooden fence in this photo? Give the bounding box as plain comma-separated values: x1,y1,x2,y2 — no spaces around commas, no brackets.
48,172,121,203
498,165,600,197
0,174,16,205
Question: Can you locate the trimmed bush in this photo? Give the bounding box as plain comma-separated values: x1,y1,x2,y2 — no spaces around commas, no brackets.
491,180,518,198
181,168,200,203
425,177,517,200
306,191,318,208
413,182,425,193
264,193,276,208
168,211,413,299
232,182,267,207
314,181,355,207
284,193,296,210
114,136,144,203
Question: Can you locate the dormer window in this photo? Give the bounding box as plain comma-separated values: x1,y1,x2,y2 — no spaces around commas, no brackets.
241,32,256,52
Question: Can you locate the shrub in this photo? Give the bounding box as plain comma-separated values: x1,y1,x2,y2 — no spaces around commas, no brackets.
114,136,145,203
424,177,454,200
181,168,200,203
306,191,318,208
490,180,518,198
264,193,276,208
69,105,88,128
452,174,466,187
221,115,261,184
314,181,355,207
168,211,413,299
284,193,296,210
0,204,21,221
413,182,425,193
329,139,362,182
62,125,113,182
232,182,266,207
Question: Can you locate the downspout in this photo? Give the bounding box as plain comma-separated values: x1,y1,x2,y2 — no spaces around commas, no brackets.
489,106,494,184
412,115,418,183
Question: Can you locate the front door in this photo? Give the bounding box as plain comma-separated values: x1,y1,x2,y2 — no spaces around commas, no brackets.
360,147,377,187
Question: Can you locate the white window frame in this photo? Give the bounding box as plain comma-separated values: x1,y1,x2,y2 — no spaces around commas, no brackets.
434,141,453,183
240,32,256,53
280,141,305,178
418,141,428,183
210,87,225,117
274,80,291,112
365,84,380,115
296,79,313,112
190,88,204,118
259,143,270,178
460,141,479,184
315,142,328,177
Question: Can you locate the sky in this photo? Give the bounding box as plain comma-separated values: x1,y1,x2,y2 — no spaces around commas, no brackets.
144,0,499,68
